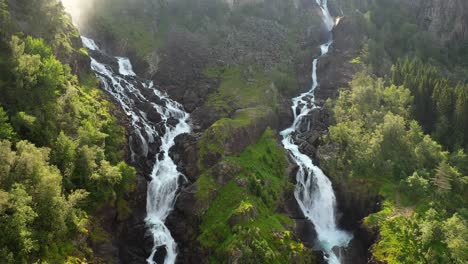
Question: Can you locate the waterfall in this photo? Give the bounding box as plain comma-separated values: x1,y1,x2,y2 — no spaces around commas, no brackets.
81,36,190,264
280,1,352,263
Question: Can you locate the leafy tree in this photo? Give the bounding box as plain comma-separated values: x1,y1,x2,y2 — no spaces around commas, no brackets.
0,184,38,262
51,131,77,189
380,113,413,179
0,0,12,40
0,107,15,140
403,171,429,200
0,3,134,262
443,214,468,263
328,73,468,263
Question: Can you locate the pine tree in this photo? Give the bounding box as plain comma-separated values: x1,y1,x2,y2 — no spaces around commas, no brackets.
432,161,458,193
453,84,468,149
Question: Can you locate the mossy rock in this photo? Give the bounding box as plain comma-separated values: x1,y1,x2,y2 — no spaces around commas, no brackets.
228,201,258,227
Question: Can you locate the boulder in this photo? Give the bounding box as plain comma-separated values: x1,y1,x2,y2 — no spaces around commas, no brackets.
169,133,200,183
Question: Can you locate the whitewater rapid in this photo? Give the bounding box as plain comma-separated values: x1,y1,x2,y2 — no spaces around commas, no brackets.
81,37,190,264
280,0,352,263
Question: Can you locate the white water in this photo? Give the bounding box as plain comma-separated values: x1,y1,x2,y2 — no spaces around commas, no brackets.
81,36,99,51
280,1,352,263
117,57,137,76
81,36,190,264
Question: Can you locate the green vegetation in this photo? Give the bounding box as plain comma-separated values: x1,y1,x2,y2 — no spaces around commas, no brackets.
85,0,156,56
197,129,312,263
0,107,16,141
85,0,230,56
204,66,279,114
0,140,88,263
391,58,468,150
197,66,287,170
324,6,468,261
84,0,318,66
9,0,81,60
324,73,467,263
198,106,273,167
0,1,135,262
337,0,443,71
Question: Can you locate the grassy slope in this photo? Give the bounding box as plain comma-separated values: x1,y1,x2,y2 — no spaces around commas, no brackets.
197,129,312,263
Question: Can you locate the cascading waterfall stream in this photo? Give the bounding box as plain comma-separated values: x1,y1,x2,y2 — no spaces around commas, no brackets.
280,0,352,263
81,37,190,264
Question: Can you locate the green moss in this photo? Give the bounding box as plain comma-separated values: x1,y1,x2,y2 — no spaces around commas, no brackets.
78,47,89,57
234,200,254,215
196,170,219,202
204,66,279,114
197,129,312,263
197,106,272,170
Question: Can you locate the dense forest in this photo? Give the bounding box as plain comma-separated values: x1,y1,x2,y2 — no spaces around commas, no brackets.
323,0,468,263
0,0,135,262
0,0,467,263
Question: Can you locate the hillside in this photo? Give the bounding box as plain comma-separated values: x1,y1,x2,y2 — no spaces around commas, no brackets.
0,0,467,264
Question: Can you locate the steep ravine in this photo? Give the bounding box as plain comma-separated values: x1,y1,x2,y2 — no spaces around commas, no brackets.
280,1,354,263
288,4,380,264
69,1,382,264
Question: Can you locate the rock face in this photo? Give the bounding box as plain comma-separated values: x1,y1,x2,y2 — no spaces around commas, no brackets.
408,0,468,45
153,29,219,114
224,0,264,8
316,16,362,101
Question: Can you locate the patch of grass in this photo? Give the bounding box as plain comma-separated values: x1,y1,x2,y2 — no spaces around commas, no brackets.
197,106,273,169
79,72,99,92
197,129,311,263
196,170,219,202
204,66,279,113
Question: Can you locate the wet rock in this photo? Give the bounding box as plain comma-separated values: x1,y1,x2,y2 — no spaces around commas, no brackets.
303,130,322,146
89,50,121,73
166,117,179,127
191,105,224,132
155,123,166,136
298,142,317,159
338,229,375,264
129,132,147,158
118,175,151,264
278,99,295,130
278,168,304,220
170,133,200,182
151,246,167,264
140,102,162,124
316,142,382,264
140,87,164,105
165,183,208,264
294,219,317,248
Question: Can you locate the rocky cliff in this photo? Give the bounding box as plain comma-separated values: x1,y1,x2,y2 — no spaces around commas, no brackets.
408,0,468,45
